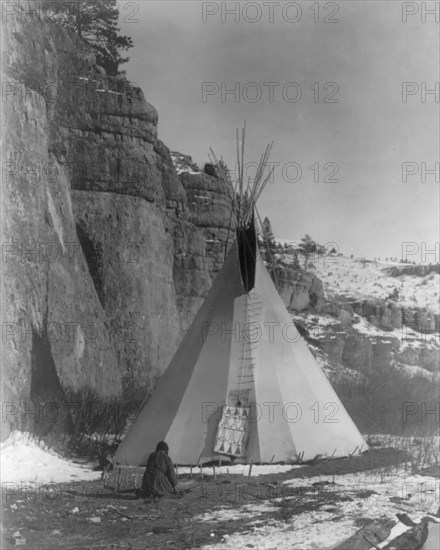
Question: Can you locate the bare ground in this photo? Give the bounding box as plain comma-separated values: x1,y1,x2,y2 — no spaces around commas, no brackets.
2,448,436,550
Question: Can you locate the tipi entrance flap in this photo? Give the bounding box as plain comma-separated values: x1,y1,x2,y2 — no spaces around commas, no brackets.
214,404,250,458
237,211,257,292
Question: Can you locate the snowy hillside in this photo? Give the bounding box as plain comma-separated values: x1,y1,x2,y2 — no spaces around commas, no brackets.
311,255,439,313
267,240,439,377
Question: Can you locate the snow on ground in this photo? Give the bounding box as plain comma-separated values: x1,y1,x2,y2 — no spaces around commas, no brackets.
196,503,275,523
311,255,439,313
178,464,300,477
202,517,357,550
200,469,439,550
2,431,439,549
282,471,439,521
0,432,299,485
0,431,100,484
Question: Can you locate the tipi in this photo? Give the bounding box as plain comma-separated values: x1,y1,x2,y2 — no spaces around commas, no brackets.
114,127,367,466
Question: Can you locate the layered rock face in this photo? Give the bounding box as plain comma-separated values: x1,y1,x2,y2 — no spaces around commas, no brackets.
44,23,189,399
296,304,439,383
319,298,439,378
346,300,438,333
2,11,122,429
297,311,439,385
270,265,324,313
171,154,235,330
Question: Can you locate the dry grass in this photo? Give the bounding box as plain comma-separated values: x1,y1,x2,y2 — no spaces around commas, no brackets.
333,368,439,437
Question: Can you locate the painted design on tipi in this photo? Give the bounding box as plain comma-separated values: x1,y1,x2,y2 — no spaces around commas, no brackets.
214,404,250,457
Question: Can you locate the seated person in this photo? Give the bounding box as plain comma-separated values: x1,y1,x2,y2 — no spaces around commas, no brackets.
138,441,178,498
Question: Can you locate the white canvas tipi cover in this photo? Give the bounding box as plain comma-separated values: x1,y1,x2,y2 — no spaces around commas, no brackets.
114,236,367,466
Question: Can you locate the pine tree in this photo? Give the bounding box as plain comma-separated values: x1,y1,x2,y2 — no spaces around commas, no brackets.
299,234,317,269
261,217,275,262
261,217,274,244
44,0,133,74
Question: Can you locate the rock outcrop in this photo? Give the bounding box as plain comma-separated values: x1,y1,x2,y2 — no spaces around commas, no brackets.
170,153,237,329
270,264,325,313
385,264,439,277
297,311,439,382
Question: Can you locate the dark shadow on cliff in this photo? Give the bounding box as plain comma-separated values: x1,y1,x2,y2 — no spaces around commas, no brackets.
76,222,105,307
29,328,72,438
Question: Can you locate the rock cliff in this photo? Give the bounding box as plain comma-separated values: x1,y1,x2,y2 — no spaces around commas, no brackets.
2,11,124,429
1,8,237,434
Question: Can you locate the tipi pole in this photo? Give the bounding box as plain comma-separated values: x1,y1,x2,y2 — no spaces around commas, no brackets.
270,455,275,464
248,460,253,477
236,128,242,227
349,446,359,458
224,206,234,260
240,123,246,203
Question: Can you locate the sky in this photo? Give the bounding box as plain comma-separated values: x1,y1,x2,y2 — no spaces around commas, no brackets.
119,0,439,260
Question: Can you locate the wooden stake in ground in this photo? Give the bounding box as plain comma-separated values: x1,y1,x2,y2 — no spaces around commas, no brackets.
115,467,121,495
